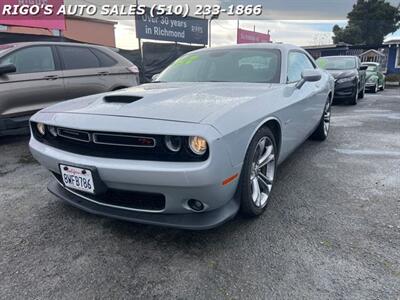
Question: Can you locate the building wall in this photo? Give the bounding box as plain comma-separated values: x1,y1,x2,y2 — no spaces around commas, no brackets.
387,46,400,74
0,17,116,47
64,18,116,47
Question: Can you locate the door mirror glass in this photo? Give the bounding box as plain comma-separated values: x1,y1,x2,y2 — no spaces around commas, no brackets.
152,73,160,82
0,63,16,75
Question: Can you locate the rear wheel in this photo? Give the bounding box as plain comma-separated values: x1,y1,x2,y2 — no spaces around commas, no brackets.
380,81,385,91
240,127,277,217
311,98,331,141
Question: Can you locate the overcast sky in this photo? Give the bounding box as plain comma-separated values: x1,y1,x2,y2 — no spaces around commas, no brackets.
66,0,400,49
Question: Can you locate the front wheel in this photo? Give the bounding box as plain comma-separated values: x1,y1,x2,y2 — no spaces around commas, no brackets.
240,127,277,217
348,86,358,105
358,85,365,99
380,81,385,91
372,83,378,93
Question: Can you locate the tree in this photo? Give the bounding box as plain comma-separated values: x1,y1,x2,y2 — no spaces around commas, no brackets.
332,0,400,45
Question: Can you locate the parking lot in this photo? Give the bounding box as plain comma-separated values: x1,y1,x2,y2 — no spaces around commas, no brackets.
0,88,399,299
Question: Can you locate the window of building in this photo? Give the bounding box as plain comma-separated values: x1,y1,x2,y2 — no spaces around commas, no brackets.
396,47,400,68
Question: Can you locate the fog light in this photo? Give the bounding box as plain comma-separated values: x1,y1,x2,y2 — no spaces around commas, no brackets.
188,199,205,212
36,123,46,136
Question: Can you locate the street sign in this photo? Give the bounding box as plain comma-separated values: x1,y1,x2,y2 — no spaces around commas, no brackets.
135,8,208,45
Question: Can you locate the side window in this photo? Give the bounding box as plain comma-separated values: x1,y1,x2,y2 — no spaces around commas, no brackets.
287,52,315,83
90,48,117,67
0,46,55,74
59,46,101,70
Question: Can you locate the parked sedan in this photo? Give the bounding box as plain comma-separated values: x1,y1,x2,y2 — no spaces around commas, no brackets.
316,56,367,105
29,44,334,230
0,42,139,136
363,62,385,93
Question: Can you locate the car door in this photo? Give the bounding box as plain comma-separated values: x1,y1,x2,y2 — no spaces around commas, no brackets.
57,45,114,100
280,51,325,154
0,45,65,118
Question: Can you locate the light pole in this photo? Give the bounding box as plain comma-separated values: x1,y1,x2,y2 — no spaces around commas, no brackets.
208,14,219,48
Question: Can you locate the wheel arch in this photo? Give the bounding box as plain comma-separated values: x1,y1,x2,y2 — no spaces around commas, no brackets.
247,117,282,158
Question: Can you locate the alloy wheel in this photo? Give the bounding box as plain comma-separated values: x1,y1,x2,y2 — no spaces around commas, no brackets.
323,101,331,136
250,137,276,208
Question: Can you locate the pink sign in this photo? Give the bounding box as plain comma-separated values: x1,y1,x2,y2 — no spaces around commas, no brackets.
237,28,271,44
0,0,65,30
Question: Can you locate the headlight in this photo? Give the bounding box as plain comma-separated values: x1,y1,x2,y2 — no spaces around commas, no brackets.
36,123,46,136
367,76,378,83
188,136,208,155
337,76,356,84
165,136,182,152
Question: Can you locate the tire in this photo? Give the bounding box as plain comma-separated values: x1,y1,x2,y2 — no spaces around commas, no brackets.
348,86,358,105
358,85,365,99
311,98,331,141
240,127,277,217
380,82,385,91
372,84,378,93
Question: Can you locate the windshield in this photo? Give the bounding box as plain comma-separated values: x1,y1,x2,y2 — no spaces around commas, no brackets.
157,49,281,83
316,57,356,70
365,65,377,72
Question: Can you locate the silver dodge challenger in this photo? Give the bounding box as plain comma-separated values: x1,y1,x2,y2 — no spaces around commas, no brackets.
29,43,334,230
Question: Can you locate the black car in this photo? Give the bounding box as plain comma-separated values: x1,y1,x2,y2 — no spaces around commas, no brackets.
316,56,367,105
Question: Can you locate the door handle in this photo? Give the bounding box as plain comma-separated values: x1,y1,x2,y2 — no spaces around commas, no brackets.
44,75,59,80
98,71,110,76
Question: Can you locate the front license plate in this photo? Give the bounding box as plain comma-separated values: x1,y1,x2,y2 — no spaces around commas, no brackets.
60,164,95,194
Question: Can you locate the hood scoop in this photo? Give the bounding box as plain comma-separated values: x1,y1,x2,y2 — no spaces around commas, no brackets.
103,95,143,103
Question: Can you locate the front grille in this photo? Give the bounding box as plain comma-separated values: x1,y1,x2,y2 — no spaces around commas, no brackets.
31,123,208,162
53,173,165,211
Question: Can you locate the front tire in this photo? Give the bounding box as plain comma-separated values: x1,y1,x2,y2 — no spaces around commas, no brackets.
372,83,378,93
358,85,365,99
348,85,358,105
240,127,277,217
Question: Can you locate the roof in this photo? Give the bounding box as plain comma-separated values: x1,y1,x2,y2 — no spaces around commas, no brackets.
361,62,379,65
197,43,303,53
359,49,385,57
383,39,400,45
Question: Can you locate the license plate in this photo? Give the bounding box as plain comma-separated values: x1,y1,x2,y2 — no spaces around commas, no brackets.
60,164,95,194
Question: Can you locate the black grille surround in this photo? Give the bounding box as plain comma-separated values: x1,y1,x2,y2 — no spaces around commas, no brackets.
52,173,165,211
31,122,209,162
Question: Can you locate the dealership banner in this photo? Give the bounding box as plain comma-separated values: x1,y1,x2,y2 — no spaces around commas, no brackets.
237,28,270,44
0,0,65,30
135,8,208,45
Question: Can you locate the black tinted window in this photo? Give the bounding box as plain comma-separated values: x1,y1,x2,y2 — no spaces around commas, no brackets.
91,48,116,67
0,46,55,74
59,46,100,70
287,52,315,83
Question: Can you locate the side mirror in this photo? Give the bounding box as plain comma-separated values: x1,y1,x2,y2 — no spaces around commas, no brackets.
296,69,321,89
0,64,16,75
359,65,368,71
151,73,160,82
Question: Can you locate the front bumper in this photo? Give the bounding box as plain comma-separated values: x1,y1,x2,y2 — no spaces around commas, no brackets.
333,81,357,99
48,180,239,230
29,121,242,229
365,82,377,88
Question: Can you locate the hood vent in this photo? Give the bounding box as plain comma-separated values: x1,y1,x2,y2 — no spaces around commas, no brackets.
103,95,143,103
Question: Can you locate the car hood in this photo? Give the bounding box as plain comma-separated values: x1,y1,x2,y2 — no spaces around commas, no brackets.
325,69,357,79
41,82,282,124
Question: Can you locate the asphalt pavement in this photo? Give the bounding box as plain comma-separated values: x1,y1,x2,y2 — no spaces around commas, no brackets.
1,88,399,299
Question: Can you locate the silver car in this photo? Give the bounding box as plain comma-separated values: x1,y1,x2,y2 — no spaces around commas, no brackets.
29,43,334,230
0,42,139,135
